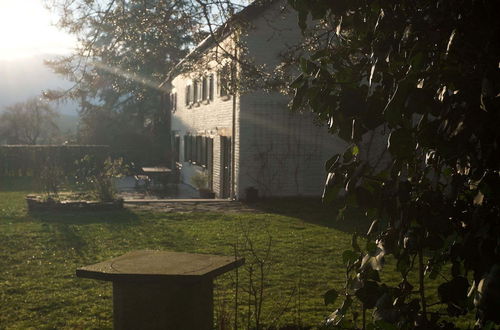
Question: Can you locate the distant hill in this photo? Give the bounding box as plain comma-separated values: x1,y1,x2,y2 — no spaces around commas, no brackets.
0,54,79,116
0,54,80,137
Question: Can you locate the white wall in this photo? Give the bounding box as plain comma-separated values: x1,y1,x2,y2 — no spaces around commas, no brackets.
236,1,347,198
170,0,348,199
171,44,240,198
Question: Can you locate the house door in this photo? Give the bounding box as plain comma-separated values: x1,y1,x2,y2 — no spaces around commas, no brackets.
221,136,231,198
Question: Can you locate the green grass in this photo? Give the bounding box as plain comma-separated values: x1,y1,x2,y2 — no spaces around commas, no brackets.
0,178,475,329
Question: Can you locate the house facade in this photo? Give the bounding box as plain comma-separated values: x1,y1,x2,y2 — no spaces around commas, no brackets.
162,0,346,199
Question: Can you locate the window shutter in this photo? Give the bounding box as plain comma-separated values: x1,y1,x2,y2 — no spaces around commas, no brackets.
209,74,214,101
191,135,196,162
202,77,208,100
171,92,177,112
193,81,198,103
185,86,190,106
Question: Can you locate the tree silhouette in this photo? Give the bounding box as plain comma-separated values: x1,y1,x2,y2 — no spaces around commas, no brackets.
289,0,500,328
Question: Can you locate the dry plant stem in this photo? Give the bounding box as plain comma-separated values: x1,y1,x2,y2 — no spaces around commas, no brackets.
247,265,252,330
418,247,427,322
362,305,366,330
233,243,239,330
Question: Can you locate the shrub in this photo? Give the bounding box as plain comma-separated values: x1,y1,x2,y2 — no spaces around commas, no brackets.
74,155,128,202
37,157,65,199
191,171,209,190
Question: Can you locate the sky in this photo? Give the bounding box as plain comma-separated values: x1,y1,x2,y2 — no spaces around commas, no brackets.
0,0,76,60
0,0,78,115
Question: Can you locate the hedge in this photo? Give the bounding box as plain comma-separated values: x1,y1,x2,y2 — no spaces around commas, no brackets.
0,145,111,177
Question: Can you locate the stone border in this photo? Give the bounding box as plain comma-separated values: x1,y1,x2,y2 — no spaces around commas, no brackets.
26,195,124,212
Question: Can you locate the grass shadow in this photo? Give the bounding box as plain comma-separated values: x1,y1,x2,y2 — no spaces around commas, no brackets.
243,197,372,234
30,208,140,225
0,176,38,192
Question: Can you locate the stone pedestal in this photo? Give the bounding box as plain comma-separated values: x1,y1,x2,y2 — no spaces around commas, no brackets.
76,250,244,330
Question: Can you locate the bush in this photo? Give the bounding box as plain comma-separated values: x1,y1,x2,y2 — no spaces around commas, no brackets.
0,145,110,177
191,171,209,190
74,155,128,202
37,157,65,199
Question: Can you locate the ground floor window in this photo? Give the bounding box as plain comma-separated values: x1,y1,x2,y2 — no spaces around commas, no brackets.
183,134,213,168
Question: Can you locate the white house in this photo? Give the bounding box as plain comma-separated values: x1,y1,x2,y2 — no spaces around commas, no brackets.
161,0,346,199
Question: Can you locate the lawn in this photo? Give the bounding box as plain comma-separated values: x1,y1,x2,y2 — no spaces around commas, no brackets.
0,178,474,329
0,177,361,329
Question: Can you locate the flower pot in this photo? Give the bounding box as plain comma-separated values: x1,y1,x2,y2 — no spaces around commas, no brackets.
199,189,215,199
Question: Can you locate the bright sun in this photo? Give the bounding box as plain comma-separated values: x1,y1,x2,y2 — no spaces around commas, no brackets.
0,0,75,60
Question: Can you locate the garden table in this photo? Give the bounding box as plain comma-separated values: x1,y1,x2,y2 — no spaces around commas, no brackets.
76,250,244,330
140,167,172,189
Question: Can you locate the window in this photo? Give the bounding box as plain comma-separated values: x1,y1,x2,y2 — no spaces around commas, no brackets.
170,92,177,112
185,85,192,106
191,79,203,104
173,135,180,163
219,66,231,98
183,135,213,167
197,80,203,103
193,81,199,103
202,76,208,101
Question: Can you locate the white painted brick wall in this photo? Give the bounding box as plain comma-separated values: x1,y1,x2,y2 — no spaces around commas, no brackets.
238,92,346,198
171,0,347,199
236,0,347,198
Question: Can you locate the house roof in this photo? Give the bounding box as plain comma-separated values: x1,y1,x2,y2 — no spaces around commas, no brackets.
159,0,279,89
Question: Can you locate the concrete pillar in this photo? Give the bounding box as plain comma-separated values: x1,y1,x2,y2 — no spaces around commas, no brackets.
113,278,213,330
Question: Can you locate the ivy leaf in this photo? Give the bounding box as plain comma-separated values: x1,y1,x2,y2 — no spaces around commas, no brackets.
292,84,308,111
342,249,358,264
352,233,361,252
397,253,411,275
366,241,378,255
438,276,469,304
324,289,339,306
355,281,382,309
290,74,305,89
355,186,373,209
325,296,353,326
325,154,341,172
388,128,414,160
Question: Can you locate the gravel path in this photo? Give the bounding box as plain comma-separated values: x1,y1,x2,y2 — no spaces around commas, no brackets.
125,200,262,214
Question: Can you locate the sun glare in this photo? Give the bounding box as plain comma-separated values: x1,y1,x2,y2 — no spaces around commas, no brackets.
0,0,75,60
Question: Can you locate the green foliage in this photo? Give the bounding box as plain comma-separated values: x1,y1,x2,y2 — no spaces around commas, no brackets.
190,171,209,190
45,0,201,164
74,155,128,202
0,186,361,329
37,157,65,198
0,97,59,145
289,0,500,328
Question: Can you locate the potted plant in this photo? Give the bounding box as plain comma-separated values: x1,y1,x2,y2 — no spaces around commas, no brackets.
190,171,215,198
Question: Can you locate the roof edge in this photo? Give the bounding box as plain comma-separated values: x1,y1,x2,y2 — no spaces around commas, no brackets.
159,0,279,90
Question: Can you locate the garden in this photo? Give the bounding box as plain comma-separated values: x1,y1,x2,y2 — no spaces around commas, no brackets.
0,176,346,329
0,175,477,329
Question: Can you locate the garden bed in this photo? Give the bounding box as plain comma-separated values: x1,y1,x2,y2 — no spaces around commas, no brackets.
25,194,123,212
